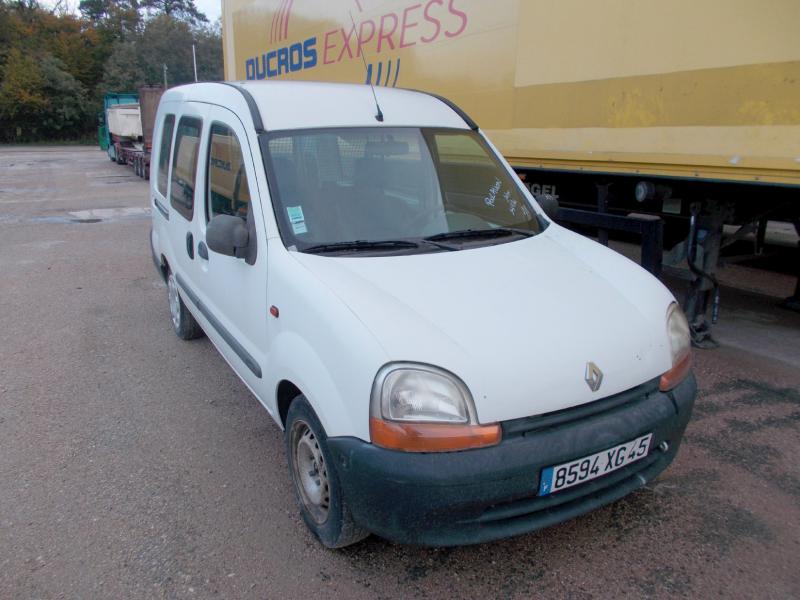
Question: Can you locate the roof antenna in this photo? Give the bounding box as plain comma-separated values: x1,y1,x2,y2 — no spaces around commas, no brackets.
350,11,384,122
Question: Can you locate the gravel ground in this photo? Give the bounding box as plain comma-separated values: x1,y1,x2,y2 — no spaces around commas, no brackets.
1,146,798,599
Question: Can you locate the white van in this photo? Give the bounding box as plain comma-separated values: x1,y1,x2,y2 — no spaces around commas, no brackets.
149,81,696,547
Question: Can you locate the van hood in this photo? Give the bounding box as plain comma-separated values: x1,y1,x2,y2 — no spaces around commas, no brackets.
291,226,675,424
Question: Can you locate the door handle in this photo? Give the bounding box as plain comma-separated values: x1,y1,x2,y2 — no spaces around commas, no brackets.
197,241,209,260
186,232,194,259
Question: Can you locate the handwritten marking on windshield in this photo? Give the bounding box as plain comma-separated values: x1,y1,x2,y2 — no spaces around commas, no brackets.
484,178,502,207
504,190,518,216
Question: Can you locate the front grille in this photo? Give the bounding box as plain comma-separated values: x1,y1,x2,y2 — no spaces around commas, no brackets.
502,377,661,438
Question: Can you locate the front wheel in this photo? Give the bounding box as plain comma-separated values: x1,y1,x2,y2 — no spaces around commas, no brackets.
285,397,368,548
166,269,204,340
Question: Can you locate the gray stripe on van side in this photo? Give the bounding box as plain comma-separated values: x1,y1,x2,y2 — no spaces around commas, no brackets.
153,198,169,220
175,273,262,379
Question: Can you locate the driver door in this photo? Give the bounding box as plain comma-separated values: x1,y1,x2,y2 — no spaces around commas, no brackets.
193,105,269,395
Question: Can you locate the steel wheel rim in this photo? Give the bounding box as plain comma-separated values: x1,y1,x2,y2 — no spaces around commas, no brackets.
291,420,330,524
167,273,181,330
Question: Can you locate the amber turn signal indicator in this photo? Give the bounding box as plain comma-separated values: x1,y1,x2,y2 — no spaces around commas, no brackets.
659,352,691,391
370,417,501,452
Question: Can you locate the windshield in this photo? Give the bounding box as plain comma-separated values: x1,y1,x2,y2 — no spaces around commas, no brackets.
263,127,544,254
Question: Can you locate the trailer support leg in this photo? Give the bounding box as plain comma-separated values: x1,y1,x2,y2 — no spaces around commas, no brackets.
755,218,768,255
782,218,800,312
596,183,611,246
683,201,729,348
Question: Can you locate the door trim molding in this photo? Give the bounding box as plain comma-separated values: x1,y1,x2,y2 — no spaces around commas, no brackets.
175,273,263,379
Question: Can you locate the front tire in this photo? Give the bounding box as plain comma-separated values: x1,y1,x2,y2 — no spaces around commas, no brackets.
285,397,368,548
166,269,204,340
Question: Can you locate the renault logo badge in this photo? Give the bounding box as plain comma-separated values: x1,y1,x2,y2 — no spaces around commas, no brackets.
585,362,603,392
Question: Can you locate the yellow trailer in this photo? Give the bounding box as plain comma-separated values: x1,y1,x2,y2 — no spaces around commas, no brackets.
221,0,800,338
222,0,800,187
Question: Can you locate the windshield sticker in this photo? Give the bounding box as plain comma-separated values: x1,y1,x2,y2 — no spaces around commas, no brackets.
287,205,307,235
484,178,502,207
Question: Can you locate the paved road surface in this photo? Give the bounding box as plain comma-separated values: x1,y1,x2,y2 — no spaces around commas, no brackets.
1,146,799,599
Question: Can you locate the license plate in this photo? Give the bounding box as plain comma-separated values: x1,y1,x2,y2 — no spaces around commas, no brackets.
538,433,653,496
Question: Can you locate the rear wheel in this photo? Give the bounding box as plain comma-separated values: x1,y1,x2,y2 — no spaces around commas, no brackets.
285,397,368,548
166,269,204,340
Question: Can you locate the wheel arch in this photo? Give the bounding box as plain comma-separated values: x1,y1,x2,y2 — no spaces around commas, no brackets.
266,330,368,439
277,379,302,427
154,253,169,282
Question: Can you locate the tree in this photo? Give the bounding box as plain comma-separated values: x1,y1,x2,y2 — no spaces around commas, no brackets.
100,14,222,91
0,47,90,141
140,0,206,24
38,54,91,137
101,40,146,90
0,47,48,140
78,0,141,41
193,22,223,82
0,0,222,141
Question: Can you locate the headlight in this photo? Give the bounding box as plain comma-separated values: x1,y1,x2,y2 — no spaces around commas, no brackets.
375,366,472,423
666,302,690,364
660,303,691,391
370,363,500,452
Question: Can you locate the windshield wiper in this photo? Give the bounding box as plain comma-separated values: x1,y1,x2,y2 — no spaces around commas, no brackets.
424,227,534,243
303,239,420,254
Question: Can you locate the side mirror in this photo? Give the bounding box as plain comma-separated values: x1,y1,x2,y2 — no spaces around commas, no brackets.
207,214,249,259
536,194,560,221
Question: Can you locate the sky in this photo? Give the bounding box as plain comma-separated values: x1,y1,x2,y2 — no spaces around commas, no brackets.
194,0,221,23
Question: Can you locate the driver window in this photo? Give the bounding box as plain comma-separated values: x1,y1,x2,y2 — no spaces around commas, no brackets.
207,123,251,221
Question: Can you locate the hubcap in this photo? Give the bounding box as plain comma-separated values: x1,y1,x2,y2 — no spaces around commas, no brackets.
167,273,181,330
291,420,330,524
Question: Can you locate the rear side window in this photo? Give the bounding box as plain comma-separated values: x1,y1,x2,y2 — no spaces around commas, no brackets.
170,116,203,221
207,123,251,220
156,114,175,197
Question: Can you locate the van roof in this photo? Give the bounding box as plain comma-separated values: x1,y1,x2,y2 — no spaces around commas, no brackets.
160,81,473,133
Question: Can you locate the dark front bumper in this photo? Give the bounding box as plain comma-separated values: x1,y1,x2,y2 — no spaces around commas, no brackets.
328,373,697,546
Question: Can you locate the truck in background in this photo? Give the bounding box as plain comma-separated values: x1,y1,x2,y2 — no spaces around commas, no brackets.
101,87,164,179
220,0,800,345
98,92,138,157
